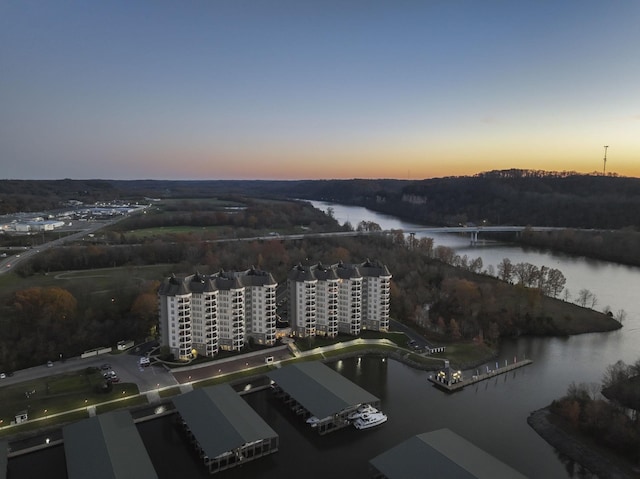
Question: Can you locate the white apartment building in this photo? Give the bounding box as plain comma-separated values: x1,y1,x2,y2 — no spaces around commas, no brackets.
158,268,277,360
287,260,391,338
359,259,392,332
287,264,317,338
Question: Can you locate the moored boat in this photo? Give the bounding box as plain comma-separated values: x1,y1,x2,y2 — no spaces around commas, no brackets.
347,404,378,420
352,412,387,430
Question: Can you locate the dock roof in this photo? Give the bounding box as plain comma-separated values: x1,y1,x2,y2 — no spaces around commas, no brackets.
63,410,157,479
370,428,527,479
0,440,7,479
267,361,379,419
172,384,277,459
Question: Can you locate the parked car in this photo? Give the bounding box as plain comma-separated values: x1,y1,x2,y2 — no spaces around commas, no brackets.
47,361,53,367
139,357,150,367
100,363,111,371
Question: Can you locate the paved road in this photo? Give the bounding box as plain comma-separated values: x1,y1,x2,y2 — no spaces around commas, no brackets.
0,348,179,393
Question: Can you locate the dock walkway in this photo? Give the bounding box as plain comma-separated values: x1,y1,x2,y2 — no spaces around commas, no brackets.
429,359,533,392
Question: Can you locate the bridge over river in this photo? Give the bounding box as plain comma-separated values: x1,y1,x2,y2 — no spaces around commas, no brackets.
405,225,562,245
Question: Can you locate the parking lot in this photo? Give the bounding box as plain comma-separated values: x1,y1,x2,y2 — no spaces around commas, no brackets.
0,348,179,393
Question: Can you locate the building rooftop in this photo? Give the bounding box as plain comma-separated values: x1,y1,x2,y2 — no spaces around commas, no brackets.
62,410,157,479
172,383,278,459
369,428,528,479
267,361,379,419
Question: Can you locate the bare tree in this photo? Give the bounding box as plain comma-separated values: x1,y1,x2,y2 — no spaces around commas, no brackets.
615,309,627,323
601,360,629,389
577,288,594,307
497,258,513,282
486,264,495,277
546,268,566,298
513,262,539,287
468,257,483,274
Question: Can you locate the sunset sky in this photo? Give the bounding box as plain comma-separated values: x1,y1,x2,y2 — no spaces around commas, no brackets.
1,1,639,180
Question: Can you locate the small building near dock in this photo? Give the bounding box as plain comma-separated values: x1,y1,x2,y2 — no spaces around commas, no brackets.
369,428,528,479
267,361,381,435
172,383,279,474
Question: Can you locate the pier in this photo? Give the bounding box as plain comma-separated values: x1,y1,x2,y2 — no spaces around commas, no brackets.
429,359,533,392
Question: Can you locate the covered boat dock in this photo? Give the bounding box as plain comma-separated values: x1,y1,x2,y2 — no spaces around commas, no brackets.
172,383,279,474
267,361,380,435
369,428,528,479
0,440,6,479
63,410,158,479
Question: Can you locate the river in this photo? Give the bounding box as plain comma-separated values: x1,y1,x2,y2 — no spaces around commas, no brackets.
8,202,640,478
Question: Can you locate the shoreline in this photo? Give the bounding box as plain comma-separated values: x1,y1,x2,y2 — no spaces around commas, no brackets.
527,407,638,479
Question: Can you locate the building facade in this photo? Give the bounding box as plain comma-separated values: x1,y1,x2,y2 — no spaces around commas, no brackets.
287,259,391,338
158,268,277,360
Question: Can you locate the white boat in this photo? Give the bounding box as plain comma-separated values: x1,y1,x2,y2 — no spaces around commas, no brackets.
347,404,378,420
352,412,387,430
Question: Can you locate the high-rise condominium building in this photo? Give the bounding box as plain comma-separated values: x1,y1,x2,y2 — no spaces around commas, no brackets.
287,260,391,338
158,268,277,360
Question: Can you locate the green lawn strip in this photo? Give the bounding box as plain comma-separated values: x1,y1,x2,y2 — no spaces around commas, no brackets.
123,225,225,239
158,386,182,398
194,366,272,389
0,370,102,424
429,342,496,369
0,371,140,426
1,264,177,294
295,331,407,352
95,395,148,415
0,410,89,439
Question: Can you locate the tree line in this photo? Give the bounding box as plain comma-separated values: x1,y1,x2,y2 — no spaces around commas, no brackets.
359,169,640,230
1,202,619,372
550,358,640,465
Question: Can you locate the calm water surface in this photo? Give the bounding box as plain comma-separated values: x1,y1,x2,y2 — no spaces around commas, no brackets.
9,202,640,478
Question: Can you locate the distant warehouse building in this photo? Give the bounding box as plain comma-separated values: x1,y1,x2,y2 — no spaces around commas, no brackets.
287,259,391,338
158,268,277,360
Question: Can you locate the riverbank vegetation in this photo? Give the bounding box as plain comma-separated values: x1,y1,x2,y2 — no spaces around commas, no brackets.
517,228,640,267
531,358,640,475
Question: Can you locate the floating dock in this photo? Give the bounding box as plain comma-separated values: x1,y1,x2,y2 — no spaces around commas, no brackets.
429,359,533,392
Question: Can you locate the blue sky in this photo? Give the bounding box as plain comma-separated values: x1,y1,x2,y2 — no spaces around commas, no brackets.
1,1,639,180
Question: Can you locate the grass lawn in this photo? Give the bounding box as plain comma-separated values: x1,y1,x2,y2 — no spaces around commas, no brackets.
158,386,182,398
122,225,226,239
0,410,89,438
295,330,408,352
0,369,140,428
95,395,148,415
429,342,496,369
0,264,177,297
194,366,271,389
